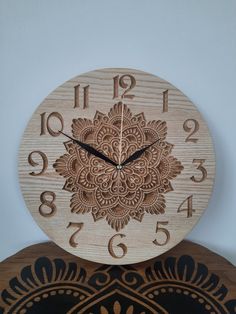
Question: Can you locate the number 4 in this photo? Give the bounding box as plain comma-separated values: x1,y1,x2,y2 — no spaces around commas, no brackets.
177,195,195,218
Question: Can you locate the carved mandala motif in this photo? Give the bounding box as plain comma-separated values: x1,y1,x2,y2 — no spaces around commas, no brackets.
53,103,183,231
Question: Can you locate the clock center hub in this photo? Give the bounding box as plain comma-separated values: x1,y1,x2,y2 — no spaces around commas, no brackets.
116,164,123,170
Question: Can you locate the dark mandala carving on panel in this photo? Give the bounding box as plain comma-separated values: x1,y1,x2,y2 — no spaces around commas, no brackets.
1,255,236,314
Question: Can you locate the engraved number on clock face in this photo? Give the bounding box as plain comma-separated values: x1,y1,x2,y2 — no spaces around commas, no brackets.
162,89,168,112
113,74,136,99
191,159,207,183
67,222,84,248
177,195,195,218
40,112,64,136
28,151,48,176
39,191,57,217
108,234,127,259
183,119,199,143
153,221,170,246
74,84,90,109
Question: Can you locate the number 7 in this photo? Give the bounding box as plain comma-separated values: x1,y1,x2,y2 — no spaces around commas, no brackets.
67,222,84,248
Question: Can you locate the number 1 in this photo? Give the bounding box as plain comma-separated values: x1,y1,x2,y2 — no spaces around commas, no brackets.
162,90,168,112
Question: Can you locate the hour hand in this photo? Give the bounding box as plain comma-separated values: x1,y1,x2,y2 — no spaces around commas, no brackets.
59,131,118,167
121,139,161,167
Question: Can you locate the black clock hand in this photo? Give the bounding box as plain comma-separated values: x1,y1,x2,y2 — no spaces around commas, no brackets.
59,131,118,167
121,139,161,167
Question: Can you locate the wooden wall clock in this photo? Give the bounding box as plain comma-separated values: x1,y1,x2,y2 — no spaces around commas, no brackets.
18,68,215,264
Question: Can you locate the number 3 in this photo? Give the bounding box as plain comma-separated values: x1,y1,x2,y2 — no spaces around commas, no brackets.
191,159,207,183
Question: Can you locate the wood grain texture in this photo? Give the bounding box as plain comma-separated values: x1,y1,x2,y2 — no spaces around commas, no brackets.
0,241,235,314
18,68,215,264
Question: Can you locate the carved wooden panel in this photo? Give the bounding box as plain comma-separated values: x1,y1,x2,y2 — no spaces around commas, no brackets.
0,241,235,314
18,68,215,264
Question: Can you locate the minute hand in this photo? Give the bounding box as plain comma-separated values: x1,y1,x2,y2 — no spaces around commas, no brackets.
59,131,118,167
121,139,161,167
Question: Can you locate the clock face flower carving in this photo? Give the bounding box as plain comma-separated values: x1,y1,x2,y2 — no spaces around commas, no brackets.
53,103,184,231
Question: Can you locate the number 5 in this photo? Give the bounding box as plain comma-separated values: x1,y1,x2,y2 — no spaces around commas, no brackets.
153,221,170,246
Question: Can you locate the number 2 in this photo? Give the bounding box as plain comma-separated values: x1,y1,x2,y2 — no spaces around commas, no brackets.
183,119,199,143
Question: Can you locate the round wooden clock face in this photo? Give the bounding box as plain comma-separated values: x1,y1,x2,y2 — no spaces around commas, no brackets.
18,68,215,264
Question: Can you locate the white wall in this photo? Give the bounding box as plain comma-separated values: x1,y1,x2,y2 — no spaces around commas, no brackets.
1,0,236,265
